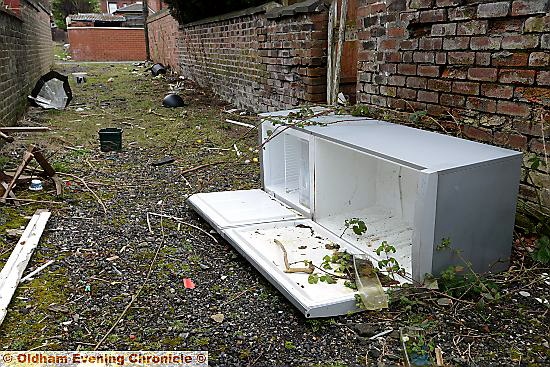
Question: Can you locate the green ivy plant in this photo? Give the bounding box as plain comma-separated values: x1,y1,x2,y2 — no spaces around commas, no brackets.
341,218,367,237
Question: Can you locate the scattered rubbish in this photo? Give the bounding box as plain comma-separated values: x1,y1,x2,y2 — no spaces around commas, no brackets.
0,210,51,326
28,71,72,110
107,77,114,83
162,94,185,108
400,327,434,367
1,144,63,204
151,63,166,77
29,179,43,191
76,107,85,112
369,328,394,340
211,313,224,323
436,298,452,306
151,156,175,167
72,72,87,84
199,264,210,270
353,254,388,310
183,278,195,289
98,127,123,152
220,275,228,281
85,284,91,292
106,255,119,262
535,297,549,305
5,229,24,238
225,119,255,128
21,260,55,282
337,92,348,106
519,291,530,297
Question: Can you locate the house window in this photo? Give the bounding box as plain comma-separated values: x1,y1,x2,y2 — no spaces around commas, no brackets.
108,2,117,13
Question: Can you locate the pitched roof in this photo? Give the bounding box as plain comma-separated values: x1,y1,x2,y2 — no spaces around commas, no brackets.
113,3,146,13
69,13,126,22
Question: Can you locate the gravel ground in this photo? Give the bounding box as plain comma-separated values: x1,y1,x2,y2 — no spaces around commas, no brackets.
0,62,549,367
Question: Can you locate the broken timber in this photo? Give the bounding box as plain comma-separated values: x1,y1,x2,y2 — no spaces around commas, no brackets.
0,210,51,326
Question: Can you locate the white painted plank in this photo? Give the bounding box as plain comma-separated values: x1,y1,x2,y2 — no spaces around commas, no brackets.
0,210,51,325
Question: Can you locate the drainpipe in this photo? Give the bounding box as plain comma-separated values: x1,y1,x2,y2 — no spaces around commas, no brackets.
143,0,151,61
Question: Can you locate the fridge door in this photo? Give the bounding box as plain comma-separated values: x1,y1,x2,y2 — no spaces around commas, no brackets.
222,219,363,318
187,189,303,229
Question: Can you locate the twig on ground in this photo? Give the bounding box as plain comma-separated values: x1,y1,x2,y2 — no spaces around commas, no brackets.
180,161,228,176
147,212,218,244
57,172,107,214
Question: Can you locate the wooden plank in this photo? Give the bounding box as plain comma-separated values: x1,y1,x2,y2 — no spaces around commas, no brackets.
0,127,51,132
0,131,14,143
0,146,34,202
331,0,348,105
326,0,337,105
0,210,51,325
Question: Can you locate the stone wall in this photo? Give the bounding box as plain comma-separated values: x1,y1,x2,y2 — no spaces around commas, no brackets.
356,0,550,214
0,0,53,127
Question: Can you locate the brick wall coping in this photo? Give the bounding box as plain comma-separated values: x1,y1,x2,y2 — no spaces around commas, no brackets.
67,26,144,30
146,7,170,23
0,4,23,19
266,0,327,19
181,1,281,28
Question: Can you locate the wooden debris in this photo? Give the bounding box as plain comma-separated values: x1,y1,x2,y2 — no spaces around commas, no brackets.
0,210,51,326
274,239,314,274
0,131,14,143
225,119,254,129
21,260,55,282
0,127,51,132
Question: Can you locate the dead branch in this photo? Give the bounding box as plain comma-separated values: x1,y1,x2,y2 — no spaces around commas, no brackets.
147,212,218,244
274,239,314,274
180,161,228,176
57,173,107,214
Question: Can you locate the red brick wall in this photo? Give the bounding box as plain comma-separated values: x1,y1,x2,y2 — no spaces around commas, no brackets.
0,0,52,127
147,3,328,112
68,27,147,61
147,9,180,71
356,0,550,214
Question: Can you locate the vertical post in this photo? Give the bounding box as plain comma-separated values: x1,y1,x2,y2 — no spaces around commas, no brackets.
143,0,151,61
332,0,348,105
326,0,336,105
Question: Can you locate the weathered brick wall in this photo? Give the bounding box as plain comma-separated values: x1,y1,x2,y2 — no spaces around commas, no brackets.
356,0,550,214
163,1,328,112
68,27,147,61
147,9,181,71
0,1,53,127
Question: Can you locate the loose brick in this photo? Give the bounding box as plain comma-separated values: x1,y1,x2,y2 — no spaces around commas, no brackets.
448,51,476,65
418,65,441,77
453,81,480,95
431,23,457,37
443,37,470,50
538,71,550,86
466,97,497,113
529,52,550,66
481,84,514,99
428,79,452,92
457,20,488,35
477,2,510,18
492,52,529,67
502,35,539,49
417,90,439,103
511,0,547,16
499,69,536,84
494,131,528,149
470,36,502,50
497,101,531,117
468,67,498,82
524,16,550,33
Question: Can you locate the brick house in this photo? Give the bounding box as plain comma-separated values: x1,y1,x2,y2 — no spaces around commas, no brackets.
100,0,164,14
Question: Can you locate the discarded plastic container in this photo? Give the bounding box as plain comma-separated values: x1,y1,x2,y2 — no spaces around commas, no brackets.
72,72,87,84
162,94,185,108
353,254,388,310
151,63,166,77
29,179,43,191
98,128,123,152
